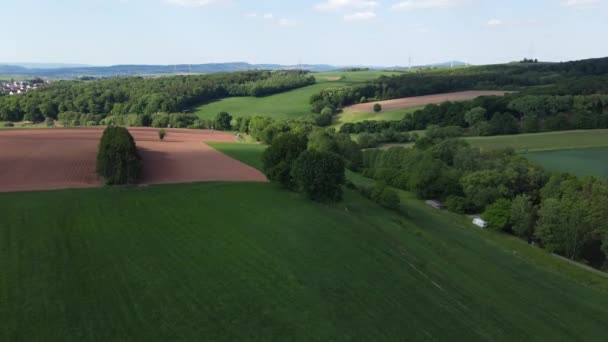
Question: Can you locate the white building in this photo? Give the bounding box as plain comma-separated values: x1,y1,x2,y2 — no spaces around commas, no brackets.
473,218,488,228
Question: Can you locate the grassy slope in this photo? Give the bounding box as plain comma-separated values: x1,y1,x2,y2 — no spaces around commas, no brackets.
3,143,608,340
465,129,608,152
525,146,608,178
193,71,401,120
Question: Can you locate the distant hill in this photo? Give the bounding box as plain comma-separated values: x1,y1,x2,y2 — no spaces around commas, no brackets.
0,61,470,78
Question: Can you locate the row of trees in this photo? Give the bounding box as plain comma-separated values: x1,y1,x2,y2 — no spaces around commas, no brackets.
340,94,608,138
361,137,608,268
0,70,314,122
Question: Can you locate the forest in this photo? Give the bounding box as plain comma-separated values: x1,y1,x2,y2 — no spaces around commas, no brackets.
0,70,314,122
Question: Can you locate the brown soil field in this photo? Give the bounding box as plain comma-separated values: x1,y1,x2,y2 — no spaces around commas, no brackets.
0,127,266,193
346,91,511,112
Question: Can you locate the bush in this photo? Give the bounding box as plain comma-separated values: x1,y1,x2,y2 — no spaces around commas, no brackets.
373,103,382,113
2,122,14,127
291,150,345,202
45,117,55,127
158,129,166,141
96,126,142,185
482,199,512,232
215,112,233,131
371,183,400,210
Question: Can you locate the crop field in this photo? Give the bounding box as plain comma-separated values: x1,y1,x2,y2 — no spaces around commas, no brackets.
525,146,608,178
2,161,608,340
0,128,265,192
466,129,608,152
193,71,402,120
345,91,510,113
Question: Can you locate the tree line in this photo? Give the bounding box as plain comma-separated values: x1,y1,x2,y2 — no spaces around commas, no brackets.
340,93,608,141
0,70,314,122
360,137,608,269
311,57,608,114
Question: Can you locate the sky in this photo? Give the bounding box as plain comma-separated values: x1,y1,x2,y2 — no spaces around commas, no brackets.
2,0,607,66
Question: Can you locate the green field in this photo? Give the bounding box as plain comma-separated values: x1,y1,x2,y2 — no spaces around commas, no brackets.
465,129,608,152
207,142,266,171
194,71,402,120
336,106,423,127
2,144,608,340
525,146,608,178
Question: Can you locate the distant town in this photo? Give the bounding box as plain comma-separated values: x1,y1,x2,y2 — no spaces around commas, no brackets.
0,78,48,95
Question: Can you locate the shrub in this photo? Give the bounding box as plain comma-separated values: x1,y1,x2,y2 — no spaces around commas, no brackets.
215,112,233,131
158,129,166,141
371,183,400,210
2,122,14,127
373,103,382,113
45,117,55,127
291,150,345,202
482,199,512,232
96,126,142,185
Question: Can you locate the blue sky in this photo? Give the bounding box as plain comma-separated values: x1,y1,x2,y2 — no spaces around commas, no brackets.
2,0,607,66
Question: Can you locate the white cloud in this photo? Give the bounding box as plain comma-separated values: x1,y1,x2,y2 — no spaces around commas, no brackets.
392,0,462,11
486,18,503,27
561,0,600,9
164,0,225,7
344,11,377,21
263,13,274,19
315,0,379,12
278,18,297,26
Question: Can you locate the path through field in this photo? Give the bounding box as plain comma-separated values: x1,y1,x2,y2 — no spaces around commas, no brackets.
346,91,510,112
0,127,266,192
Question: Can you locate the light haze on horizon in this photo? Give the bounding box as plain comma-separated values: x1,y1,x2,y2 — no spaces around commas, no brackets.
2,0,607,67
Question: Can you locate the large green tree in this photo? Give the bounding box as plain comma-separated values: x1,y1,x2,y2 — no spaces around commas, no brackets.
291,150,345,202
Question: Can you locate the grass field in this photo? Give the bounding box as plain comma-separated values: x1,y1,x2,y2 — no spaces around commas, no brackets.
0,121,48,130
2,144,608,340
525,146,608,178
193,71,402,120
207,142,266,171
465,129,608,152
335,106,422,127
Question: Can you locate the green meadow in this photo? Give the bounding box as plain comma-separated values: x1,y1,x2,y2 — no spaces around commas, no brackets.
465,129,608,152
525,146,608,178
2,143,608,340
193,71,403,120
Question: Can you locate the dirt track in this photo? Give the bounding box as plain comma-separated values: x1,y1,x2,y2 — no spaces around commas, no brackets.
346,91,511,112
0,127,266,193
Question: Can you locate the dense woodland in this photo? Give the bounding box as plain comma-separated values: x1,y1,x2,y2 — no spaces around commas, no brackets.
0,70,314,122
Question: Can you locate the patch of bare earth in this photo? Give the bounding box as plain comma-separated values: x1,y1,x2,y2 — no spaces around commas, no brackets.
0,127,266,193
346,91,511,112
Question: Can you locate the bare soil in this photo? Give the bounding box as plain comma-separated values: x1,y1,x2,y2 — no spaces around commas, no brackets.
346,91,511,112
0,127,266,193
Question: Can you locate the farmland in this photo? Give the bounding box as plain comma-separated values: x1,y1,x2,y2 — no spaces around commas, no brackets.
525,147,608,178
193,71,402,120
0,128,265,192
465,129,608,152
2,160,608,340
344,91,511,113
335,106,423,127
